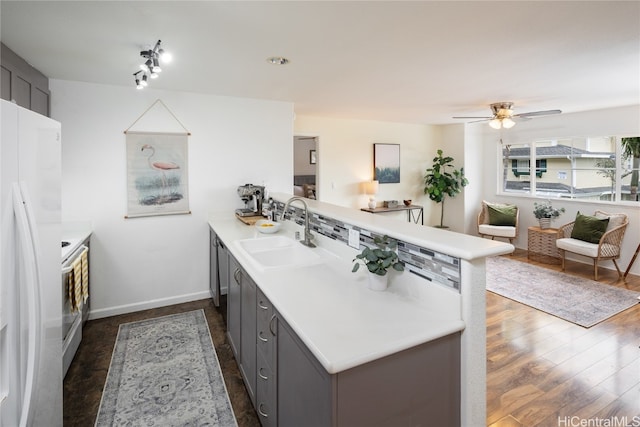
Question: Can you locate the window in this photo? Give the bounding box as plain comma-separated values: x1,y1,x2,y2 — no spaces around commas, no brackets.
501,136,639,203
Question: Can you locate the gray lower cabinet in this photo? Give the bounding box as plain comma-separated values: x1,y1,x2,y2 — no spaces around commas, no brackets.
209,228,219,307
240,271,257,407
256,289,277,426
276,314,461,427
218,242,461,426
226,253,241,360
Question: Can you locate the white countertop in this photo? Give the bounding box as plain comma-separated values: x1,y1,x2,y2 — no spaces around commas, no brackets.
209,212,467,374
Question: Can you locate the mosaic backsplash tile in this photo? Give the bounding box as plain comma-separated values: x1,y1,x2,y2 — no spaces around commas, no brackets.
275,202,461,292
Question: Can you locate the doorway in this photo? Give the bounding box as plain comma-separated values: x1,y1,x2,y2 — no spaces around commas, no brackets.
293,135,318,199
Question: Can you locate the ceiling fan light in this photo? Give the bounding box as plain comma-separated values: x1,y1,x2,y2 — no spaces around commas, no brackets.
489,119,502,129
150,71,159,79
502,118,516,129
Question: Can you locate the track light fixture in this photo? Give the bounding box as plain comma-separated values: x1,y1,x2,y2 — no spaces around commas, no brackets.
133,39,170,89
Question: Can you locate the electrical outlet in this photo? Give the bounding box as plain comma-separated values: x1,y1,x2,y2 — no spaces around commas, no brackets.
348,229,360,249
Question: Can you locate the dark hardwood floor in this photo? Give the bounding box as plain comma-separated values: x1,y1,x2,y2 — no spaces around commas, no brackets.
64,250,640,426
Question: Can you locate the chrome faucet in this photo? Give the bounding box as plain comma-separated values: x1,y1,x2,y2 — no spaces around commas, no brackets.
280,197,316,248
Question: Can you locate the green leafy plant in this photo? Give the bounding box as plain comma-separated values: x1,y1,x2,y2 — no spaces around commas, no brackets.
424,149,469,228
352,235,405,276
533,200,565,219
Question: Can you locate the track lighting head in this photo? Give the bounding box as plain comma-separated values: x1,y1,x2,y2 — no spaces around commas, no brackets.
133,39,170,89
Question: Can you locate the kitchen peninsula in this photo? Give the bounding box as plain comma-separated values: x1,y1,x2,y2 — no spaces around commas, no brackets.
209,193,513,426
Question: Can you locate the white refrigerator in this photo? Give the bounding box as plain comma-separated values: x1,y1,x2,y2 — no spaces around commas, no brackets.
0,100,62,426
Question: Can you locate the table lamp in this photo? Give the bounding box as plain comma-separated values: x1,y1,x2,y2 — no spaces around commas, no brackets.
365,180,379,209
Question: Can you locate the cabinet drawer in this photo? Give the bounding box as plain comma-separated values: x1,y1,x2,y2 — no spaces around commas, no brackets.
256,352,277,427
257,290,276,364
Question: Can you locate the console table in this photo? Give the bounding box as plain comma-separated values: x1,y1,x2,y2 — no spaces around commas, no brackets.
527,226,561,264
361,204,424,225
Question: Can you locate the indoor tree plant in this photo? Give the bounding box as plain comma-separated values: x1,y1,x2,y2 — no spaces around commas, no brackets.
533,200,565,229
352,235,404,290
424,149,469,228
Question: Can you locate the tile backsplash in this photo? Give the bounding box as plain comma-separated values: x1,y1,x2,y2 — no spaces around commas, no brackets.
276,202,461,292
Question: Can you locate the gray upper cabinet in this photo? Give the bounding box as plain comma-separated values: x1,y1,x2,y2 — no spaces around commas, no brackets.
1,43,50,117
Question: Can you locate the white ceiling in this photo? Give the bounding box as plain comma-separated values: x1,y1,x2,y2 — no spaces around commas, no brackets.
1,1,639,125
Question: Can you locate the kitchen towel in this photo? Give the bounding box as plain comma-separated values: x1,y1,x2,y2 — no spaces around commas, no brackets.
70,256,82,312
81,249,89,302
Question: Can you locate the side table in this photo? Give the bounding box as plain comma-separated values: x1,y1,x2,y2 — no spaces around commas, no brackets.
528,226,562,264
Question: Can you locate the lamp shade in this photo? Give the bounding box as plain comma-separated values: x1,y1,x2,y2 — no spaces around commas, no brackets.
365,180,379,195
502,118,516,129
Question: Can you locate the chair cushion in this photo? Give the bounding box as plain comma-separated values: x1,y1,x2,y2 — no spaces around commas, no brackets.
479,224,516,238
557,238,619,258
482,201,517,225
487,204,517,226
594,210,626,232
570,212,609,244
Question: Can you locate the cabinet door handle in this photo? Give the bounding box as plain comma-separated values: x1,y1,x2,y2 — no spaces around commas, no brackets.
258,331,268,343
258,403,269,418
233,268,241,285
258,368,268,380
258,300,268,310
269,314,277,336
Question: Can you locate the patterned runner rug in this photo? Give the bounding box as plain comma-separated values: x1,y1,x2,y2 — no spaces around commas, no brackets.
486,256,640,328
95,309,237,426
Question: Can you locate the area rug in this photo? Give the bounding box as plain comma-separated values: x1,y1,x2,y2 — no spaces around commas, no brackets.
95,309,237,426
486,256,640,328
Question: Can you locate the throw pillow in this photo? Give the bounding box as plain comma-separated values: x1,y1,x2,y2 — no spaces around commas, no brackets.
487,204,517,226
570,212,609,244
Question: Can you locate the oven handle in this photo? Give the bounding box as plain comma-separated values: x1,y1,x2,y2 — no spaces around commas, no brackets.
62,245,89,274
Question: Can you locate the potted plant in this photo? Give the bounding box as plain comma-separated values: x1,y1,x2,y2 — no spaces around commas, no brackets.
352,235,404,291
533,200,565,229
424,149,469,228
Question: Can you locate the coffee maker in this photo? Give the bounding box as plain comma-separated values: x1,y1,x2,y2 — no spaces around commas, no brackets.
236,184,265,217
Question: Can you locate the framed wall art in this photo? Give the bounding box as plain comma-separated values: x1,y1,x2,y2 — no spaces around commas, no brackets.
373,143,400,183
125,131,190,217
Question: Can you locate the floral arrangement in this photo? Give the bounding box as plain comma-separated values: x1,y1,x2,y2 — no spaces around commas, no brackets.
352,235,405,276
533,200,565,219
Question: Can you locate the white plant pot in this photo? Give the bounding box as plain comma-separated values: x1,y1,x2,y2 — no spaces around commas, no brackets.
368,272,388,291
539,218,551,229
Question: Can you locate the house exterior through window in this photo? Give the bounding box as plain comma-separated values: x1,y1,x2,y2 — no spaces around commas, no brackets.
501,136,640,203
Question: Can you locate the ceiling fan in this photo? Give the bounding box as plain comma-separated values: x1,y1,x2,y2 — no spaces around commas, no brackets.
453,102,561,129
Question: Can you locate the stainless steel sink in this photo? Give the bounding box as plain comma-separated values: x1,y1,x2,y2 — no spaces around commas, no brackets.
236,236,322,270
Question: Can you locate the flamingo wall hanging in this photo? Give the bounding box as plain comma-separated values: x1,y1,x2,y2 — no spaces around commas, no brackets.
124,99,191,218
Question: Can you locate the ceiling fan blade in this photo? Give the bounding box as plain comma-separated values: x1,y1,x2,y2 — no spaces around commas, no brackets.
452,116,493,119
515,109,562,118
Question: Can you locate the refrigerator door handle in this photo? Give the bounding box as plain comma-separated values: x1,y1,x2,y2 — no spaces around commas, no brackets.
12,182,42,427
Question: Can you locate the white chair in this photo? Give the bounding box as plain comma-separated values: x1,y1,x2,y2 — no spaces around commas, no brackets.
477,201,519,245
556,210,629,281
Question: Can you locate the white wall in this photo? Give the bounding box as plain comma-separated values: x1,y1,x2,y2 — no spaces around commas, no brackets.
293,115,471,228
476,105,640,276
51,80,294,318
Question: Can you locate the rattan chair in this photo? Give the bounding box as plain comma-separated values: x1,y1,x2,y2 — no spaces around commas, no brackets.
556,210,629,281
477,201,519,245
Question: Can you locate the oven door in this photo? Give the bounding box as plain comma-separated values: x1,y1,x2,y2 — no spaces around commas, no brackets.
61,245,88,377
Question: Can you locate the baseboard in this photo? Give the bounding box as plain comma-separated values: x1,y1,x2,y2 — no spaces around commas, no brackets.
88,290,212,320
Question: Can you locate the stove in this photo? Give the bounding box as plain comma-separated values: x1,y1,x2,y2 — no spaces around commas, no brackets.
61,238,80,262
